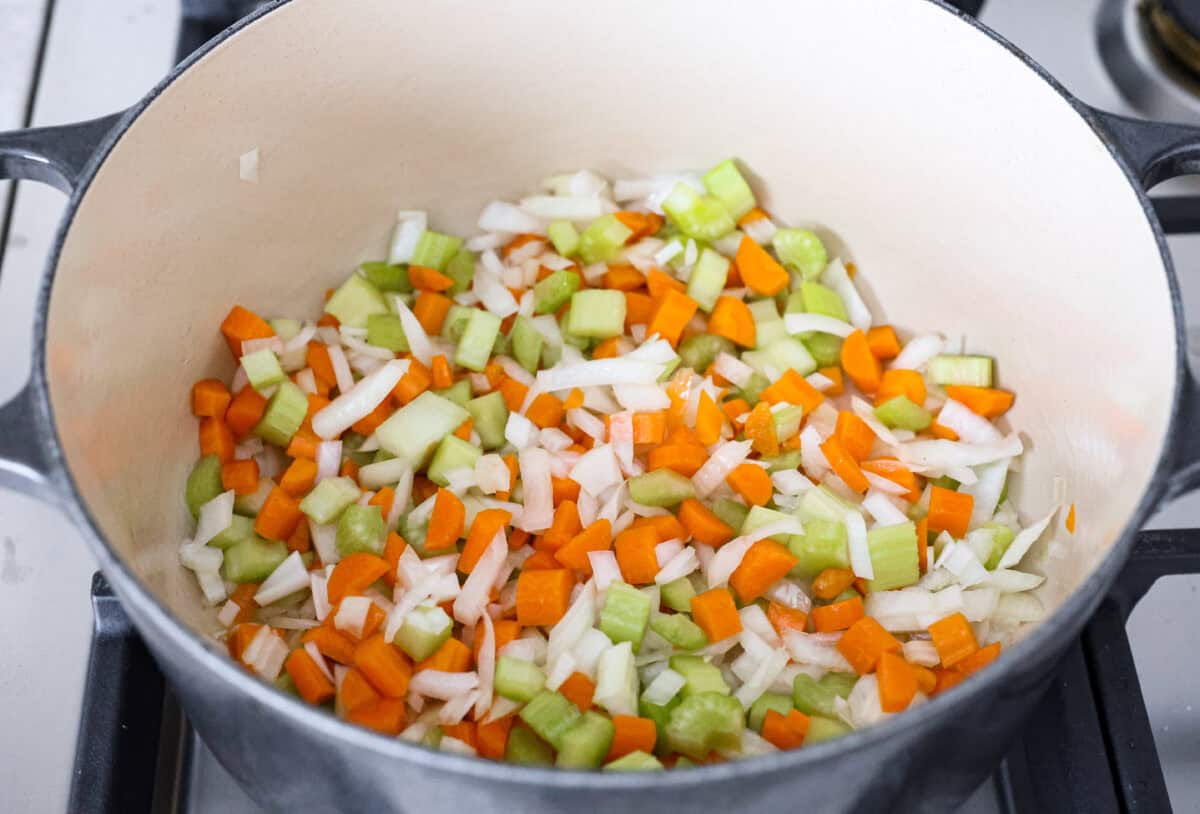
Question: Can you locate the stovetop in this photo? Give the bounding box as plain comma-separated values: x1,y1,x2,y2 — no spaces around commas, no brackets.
1,1,1199,812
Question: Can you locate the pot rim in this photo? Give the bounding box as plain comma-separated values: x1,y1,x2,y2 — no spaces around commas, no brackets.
27,0,1187,790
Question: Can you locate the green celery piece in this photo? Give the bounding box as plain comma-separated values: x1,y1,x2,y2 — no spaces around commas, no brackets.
465,391,509,451
604,751,664,771
434,380,471,407
703,159,757,220
773,228,828,281
665,692,744,760
207,514,256,549
600,582,653,651
455,309,502,372
336,504,386,556
672,757,698,769
441,305,474,343
762,450,803,473
234,478,273,516
376,391,469,468
792,674,842,718
649,613,707,651
533,270,582,314
638,694,682,756
547,220,580,257
662,183,736,241
519,691,582,750
556,712,616,769
506,725,555,766
540,339,562,369
788,519,850,578
932,475,960,491
559,310,591,351
747,298,783,348
222,537,288,583
394,604,453,660
748,692,794,732
800,281,848,322
579,214,634,264
443,248,476,295
984,523,1017,569
360,261,412,293
762,336,817,376
427,435,482,486
185,455,224,518
802,333,843,367
819,672,859,699
366,313,409,353
628,469,695,507
669,655,730,696
268,318,301,341
772,404,804,440
660,577,697,613
410,230,463,272
566,290,627,339
686,248,731,312
799,485,857,523
740,505,795,542
867,521,920,591
928,354,993,387
422,727,444,749
510,316,545,374
832,588,859,603
678,333,735,374
805,715,852,745
711,498,750,532
253,381,307,446
240,349,285,392
874,395,933,431
495,656,548,702
325,273,389,328
274,672,299,696
783,290,806,316
299,476,361,524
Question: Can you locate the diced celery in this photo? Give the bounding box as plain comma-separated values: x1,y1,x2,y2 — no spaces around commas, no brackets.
376,391,469,467
799,485,857,524
867,521,919,591
649,613,707,651
686,249,730,312
434,380,471,407
703,159,757,220
254,381,308,446
234,478,273,516
669,655,730,697
410,230,463,272
443,248,476,295
579,214,634,264
819,672,858,699
800,281,848,322
711,498,750,532
185,455,224,518
874,395,933,431
678,334,735,374
762,450,802,473
519,690,582,749
628,469,695,507
336,504,386,556
441,305,474,343
984,523,1017,569
802,333,843,367
932,475,960,491
673,757,698,769
275,672,299,696
748,692,794,732
207,514,256,549
547,220,580,257
805,715,852,744
566,290,627,339
740,505,795,542
762,337,818,376
556,712,615,769
395,604,453,660
510,316,545,374
495,656,548,702
299,476,361,524
455,309,502,372
533,270,582,315
928,354,993,387
466,391,509,451
638,694,681,756
604,751,664,771
665,692,744,760
788,519,850,578
269,318,301,341
240,349,285,392
505,725,555,766
772,404,804,441
600,582,653,652
748,298,781,333
559,309,591,351
773,228,828,282
427,435,482,487
792,674,841,718
360,261,412,293
662,183,736,241
660,577,697,614
222,537,288,583
366,313,409,352
325,273,389,328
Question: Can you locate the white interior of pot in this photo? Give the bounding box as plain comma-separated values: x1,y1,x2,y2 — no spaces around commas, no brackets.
43,0,1176,638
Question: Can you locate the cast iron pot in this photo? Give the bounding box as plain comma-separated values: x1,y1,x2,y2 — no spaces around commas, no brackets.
3,1,1200,811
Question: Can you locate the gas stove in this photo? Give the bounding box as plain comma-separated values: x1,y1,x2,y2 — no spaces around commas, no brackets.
1,1,1198,812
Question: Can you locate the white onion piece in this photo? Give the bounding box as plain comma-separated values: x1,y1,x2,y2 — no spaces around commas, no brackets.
478,201,544,234
217,599,240,627
693,439,753,498
516,448,553,532
783,631,854,671
986,568,1045,593
474,454,511,495
179,539,222,577
569,444,623,497
547,581,596,665
504,412,538,450
654,239,683,266
255,552,311,606
845,510,874,579
410,670,480,700
899,435,1024,473
739,604,781,647
799,425,832,480
707,519,803,588
333,595,372,638
537,359,665,391
993,593,1045,623
712,352,754,387
937,399,1002,444
612,383,670,411
902,640,941,667
642,668,685,707
389,295,434,366
655,539,684,568
588,551,622,590
848,674,892,727
997,507,1058,569
315,441,342,482
567,408,607,443
242,336,283,356
388,211,427,264
472,265,520,320
324,343,356,395
735,648,789,709
654,547,700,585
594,642,638,716
309,521,339,565
357,456,411,490
783,313,855,338
772,469,813,497
891,334,945,371
862,493,909,527
311,359,408,440
821,259,871,331
194,490,235,546
539,428,573,453
961,587,999,621
470,614,497,718
806,372,836,392
519,195,605,221
453,532,504,625
961,458,1009,530
940,542,989,587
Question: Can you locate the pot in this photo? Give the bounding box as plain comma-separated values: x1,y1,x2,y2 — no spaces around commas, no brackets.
3,1,1200,811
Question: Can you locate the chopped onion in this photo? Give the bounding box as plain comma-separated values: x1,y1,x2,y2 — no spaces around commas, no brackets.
848,674,891,727
569,444,622,496
474,454,511,495
217,599,240,627
537,359,665,391
309,521,339,566
324,343,356,395
986,568,1045,593
310,573,331,621
739,604,781,647
845,510,874,579
539,427,573,453
940,542,989,587
357,455,411,491
194,490,235,546
255,551,311,606
891,334,945,371
862,492,909,527
388,211,428,264
333,595,372,638
588,551,622,590
821,259,872,331
800,425,832,480
316,441,342,482
390,295,434,366
478,201,544,234
712,352,753,388
783,631,854,671
735,648,789,709
693,439,753,498
473,614,497,718
410,670,480,700
241,336,283,356
513,448,552,532
997,506,1058,569
707,519,803,588
654,539,684,568
772,469,813,497
519,195,605,221
612,383,670,411
993,592,1045,623
642,668,685,706
937,399,1002,444
961,587,999,621
439,693,480,728
902,640,941,667
783,313,855,338
899,434,1024,474
312,359,408,440
453,532,504,625
654,547,699,585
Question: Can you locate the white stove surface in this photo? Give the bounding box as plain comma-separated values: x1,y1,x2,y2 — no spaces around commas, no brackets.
0,2,1196,812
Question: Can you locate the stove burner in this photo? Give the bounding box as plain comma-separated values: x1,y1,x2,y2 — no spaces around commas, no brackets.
1150,1,1200,77
1098,0,1200,122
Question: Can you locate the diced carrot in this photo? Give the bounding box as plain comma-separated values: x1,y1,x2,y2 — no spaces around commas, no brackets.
759,370,825,414
366,488,395,525
476,715,514,760
347,698,407,736
497,376,529,412
722,398,751,422
860,458,921,502
737,207,770,226
228,584,259,625
760,708,810,750
254,487,302,541
1066,503,1076,535
226,622,262,661
198,416,236,463
767,602,808,636
730,540,798,602
425,489,465,551
725,463,772,507
646,289,699,347
441,721,477,749
392,359,433,405
811,595,865,632
192,378,232,418
742,401,779,457
221,458,260,496
690,588,742,642
635,513,688,542
912,664,937,696
339,666,381,712
353,634,413,698
819,435,870,494
932,667,966,695
340,459,360,482
592,340,621,361
707,296,756,348
613,211,664,241
563,388,585,410
866,325,902,360
317,313,339,328
302,625,358,665
646,444,708,477
602,264,646,291
327,553,390,604
614,526,660,585
279,457,318,498
413,291,453,334
927,486,974,538
840,329,882,394
834,411,876,462
646,268,686,298
220,305,274,357
678,499,735,547
624,291,655,327
955,641,1001,676
286,519,311,554
430,354,454,389
877,651,918,712
734,234,788,295
515,569,575,626
459,509,513,573
916,517,929,574
631,411,666,445
286,427,321,460
943,385,1015,418
928,612,979,669
380,532,407,587
554,519,613,574
929,422,960,441
812,568,856,600
526,392,565,429
305,342,337,389
606,715,657,761
350,399,394,436
837,616,902,674
285,648,336,705
818,366,845,396
558,671,596,712
551,476,581,504
416,637,473,673
496,454,519,501
539,500,581,553
694,391,725,446
409,264,454,292
876,369,926,407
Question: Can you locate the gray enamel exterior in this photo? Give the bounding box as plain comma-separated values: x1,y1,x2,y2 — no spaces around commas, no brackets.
1,1,1200,812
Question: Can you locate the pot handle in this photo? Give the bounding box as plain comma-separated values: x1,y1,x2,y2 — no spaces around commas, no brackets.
1088,107,1200,498
0,113,122,500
